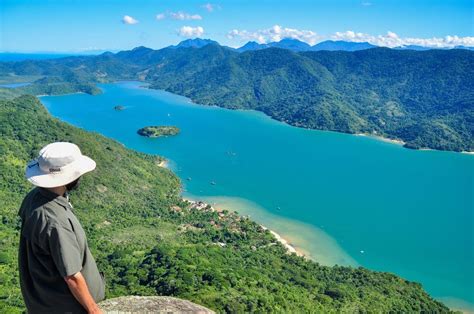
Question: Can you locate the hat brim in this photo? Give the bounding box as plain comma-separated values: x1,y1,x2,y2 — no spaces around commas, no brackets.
25,155,96,188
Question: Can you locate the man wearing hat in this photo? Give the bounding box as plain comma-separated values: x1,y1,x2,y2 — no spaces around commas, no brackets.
19,142,105,313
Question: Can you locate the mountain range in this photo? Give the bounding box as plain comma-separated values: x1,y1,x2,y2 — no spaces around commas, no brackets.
0,41,472,152
237,39,378,52
162,38,473,52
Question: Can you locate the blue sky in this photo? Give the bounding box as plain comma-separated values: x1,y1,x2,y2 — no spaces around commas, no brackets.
1,0,473,52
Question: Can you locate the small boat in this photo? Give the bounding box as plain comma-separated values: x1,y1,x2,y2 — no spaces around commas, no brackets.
210,181,216,185
186,177,192,181
276,206,281,211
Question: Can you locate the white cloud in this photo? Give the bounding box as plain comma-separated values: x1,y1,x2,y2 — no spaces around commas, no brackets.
170,11,202,20
331,30,474,48
361,1,372,6
156,11,202,21
155,13,166,20
202,3,216,12
122,15,138,25
227,25,474,48
178,26,205,38
227,25,320,45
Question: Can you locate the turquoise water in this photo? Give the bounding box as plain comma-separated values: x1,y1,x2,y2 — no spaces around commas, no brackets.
41,81,474,309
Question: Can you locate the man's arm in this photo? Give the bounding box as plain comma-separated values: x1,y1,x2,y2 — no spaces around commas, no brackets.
64,272,102,314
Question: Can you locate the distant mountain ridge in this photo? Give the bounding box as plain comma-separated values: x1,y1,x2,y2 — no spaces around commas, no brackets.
236,39,377,52
169,38,219,49
234,38,472,52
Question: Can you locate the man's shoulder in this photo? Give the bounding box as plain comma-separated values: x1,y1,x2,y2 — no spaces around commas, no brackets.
20,188,70,233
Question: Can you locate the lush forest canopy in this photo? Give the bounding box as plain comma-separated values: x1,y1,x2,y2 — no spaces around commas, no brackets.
0,43,472,152
0,96,450,312
137,126,180,138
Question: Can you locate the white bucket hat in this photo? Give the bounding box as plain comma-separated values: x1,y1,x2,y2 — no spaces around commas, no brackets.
25,142,96,188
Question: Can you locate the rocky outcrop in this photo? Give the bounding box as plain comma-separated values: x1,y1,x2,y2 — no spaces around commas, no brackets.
99,296,214,313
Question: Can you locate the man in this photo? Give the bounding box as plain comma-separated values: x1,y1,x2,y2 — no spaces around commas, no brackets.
19,142,105,313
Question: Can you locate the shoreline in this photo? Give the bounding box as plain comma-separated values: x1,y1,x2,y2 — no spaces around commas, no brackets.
354,133,406,146
135,83,472,155
183,197,307,258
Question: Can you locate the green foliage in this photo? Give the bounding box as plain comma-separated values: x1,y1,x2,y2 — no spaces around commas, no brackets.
0,76,101,100
0,95,450,312
137,126,180,138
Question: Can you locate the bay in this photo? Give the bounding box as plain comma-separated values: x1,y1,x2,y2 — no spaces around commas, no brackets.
40,81,474,310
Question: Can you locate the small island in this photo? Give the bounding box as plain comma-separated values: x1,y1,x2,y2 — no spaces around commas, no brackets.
137,126,180,138
114,105,125,111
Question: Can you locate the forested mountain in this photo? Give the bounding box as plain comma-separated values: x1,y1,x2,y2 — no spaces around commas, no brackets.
0,95,450,312
145,46,474,151
0,43,472,151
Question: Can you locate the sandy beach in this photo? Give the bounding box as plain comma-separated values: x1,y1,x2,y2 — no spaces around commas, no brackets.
262,226,306,257
355,133,406,146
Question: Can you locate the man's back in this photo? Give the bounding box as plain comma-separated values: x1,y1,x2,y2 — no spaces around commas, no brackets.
18,187,105,313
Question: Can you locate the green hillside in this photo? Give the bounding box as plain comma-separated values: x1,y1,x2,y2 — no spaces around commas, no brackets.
0,45,472,151
146,46,473,152
0,95,450,312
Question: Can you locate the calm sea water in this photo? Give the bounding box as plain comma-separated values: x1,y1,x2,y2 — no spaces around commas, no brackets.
41,81,474,309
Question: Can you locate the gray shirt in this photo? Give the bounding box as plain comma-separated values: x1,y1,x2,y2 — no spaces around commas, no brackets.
18,187,105,313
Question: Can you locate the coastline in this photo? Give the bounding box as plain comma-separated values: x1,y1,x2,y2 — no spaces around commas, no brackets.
138,82,473,155
181,194,358,267
354,133,406,146
183,197,307,258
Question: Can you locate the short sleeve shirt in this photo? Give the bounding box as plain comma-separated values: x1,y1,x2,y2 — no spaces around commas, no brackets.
18,187,105,313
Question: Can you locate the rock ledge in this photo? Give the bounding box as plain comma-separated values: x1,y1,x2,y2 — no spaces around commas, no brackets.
99,296,214,313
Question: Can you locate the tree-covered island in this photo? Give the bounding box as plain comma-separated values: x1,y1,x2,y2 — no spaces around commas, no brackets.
137,126,180,138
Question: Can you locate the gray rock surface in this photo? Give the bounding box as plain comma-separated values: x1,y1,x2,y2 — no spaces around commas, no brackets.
99,296,214,314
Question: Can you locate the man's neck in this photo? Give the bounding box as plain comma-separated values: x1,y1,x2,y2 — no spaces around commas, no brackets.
46,186,67,197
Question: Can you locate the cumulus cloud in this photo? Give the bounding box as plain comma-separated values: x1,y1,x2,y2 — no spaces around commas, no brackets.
227,25,320,45
331,30,474,48
361,1,372,6
156,11,202,20
227,25,474,48
201,3,215,12
122,15,138,25
178,26,205,38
